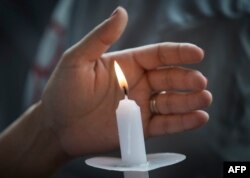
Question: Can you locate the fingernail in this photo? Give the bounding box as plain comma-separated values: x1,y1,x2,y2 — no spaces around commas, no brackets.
110,7,119,17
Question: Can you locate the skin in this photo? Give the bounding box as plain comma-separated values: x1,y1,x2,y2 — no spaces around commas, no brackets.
0,7,212,178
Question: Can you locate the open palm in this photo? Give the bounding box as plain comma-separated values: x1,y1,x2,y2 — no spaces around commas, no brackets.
41,7,212,156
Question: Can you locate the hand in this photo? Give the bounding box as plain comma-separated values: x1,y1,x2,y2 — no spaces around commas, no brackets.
41,7,212,156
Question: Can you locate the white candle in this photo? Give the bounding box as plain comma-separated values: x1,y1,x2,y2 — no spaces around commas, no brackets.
116,96,147,165
114,61,147,165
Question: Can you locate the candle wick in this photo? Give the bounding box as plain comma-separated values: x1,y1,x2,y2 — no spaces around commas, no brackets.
123,86,128,97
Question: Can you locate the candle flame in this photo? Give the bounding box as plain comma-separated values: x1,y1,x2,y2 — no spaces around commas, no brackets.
114,61,128,93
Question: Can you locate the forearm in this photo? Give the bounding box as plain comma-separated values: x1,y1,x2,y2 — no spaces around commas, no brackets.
0,101,70,178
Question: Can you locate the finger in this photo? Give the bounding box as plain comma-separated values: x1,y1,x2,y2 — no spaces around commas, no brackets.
148,110,209,136
65,6,128,63
148,67,207,92
134,42,204,70
108,42,204,70
154,90,212,114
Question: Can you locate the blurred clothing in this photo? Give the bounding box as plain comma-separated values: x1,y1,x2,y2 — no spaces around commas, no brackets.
23,0,74,108
0,0,57,129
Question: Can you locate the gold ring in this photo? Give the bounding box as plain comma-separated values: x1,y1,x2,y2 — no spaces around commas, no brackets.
150,97,160,114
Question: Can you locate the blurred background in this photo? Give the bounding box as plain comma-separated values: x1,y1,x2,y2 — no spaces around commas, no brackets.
0,0,250,177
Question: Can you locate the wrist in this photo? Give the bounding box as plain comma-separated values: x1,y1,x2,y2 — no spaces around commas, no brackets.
32,101,72,174
0,101,72,177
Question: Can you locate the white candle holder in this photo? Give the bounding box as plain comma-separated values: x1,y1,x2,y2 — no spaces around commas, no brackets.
85,152,185,172
85,61,186,177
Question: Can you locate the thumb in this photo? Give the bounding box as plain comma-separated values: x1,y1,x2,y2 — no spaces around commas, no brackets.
67,6,128,63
